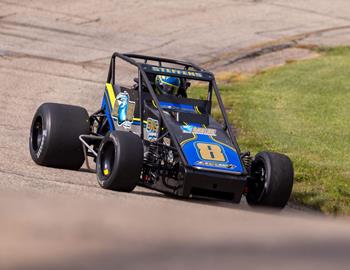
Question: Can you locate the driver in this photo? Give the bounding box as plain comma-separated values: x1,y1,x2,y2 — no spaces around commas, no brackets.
155,75,181,96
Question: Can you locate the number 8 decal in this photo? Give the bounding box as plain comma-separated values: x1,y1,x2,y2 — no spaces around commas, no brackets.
196,143,226,162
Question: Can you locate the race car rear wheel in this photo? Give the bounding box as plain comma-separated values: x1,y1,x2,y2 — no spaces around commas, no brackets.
29,103,90,170
96,131,143,192
246,151,294,208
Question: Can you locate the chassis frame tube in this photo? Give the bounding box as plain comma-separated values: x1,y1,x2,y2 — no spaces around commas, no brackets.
105,52,246,174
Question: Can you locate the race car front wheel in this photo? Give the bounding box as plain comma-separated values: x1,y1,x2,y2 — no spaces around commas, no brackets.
246,151,294,208
96,130,143,192
29,103,90,170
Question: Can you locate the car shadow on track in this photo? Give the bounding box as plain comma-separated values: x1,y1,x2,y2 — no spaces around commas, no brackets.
130,188,263,213
131,188,307,215
79,168,96,174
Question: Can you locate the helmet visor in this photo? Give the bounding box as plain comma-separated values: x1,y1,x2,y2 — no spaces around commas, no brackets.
156,75,180,95
160,83,176,94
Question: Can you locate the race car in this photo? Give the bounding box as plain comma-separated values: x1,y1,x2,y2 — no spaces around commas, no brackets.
29,52,294,208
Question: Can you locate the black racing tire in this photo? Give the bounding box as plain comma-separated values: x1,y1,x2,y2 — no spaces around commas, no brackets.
29,103,90,170
96,130,144,192
246,151,294,208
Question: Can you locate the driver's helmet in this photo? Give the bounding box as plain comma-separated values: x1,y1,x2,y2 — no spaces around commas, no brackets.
155,75,181,95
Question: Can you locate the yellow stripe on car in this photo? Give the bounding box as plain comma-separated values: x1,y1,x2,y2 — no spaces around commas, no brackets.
152,100,157,108
106,83,116,107
180,133,197,146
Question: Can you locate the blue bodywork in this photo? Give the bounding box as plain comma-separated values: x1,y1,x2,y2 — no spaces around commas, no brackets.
102,88,244,175
181,133,244,174
101,94,115,132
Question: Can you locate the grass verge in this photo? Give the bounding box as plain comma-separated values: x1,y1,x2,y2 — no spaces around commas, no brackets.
190,46,350,215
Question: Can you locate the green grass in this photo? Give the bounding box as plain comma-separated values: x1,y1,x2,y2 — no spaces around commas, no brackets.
189,46,350,215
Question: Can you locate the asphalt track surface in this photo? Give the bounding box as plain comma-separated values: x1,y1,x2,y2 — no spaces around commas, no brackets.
1,1,350,269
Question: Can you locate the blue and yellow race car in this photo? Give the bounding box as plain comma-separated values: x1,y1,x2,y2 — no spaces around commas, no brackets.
29,53,294,208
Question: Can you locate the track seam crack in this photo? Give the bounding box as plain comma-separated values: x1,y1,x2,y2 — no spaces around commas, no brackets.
0,20,93,38
0,65,103,84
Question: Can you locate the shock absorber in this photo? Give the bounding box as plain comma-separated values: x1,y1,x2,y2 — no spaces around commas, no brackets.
144,144,158,164
241,152,253,174
142,144,159,183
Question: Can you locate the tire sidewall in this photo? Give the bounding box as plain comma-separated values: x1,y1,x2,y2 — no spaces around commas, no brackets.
96,132,120,188
254,152,273,198
96,131,143,192
29,104,52,165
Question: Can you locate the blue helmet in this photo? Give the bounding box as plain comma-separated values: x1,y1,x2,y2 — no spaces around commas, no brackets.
155,75,181,95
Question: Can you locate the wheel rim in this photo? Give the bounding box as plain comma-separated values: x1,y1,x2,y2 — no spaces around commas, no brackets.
31,116,43,152
248,161,267,202
99,141,115,180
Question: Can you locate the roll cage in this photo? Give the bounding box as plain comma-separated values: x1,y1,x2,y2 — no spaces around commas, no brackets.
105,52,242,167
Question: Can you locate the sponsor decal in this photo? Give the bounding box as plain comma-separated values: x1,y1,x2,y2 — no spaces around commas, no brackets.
112,92,135,129
195,160,236,169
36,130,47,158
146,117,159,142
151,66,203,78
181,125,216,136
